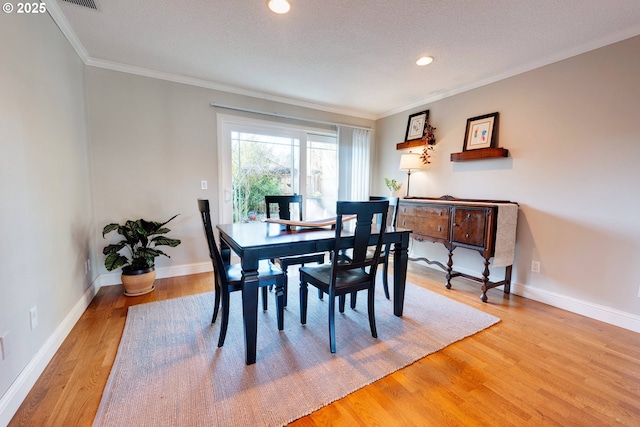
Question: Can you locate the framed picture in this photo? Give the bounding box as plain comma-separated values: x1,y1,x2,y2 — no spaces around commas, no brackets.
404,110,429,141
463,112,499,151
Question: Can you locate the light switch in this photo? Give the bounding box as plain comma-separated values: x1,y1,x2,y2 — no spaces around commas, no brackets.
201,180,208,190
0,332,8,360
30,307,38,330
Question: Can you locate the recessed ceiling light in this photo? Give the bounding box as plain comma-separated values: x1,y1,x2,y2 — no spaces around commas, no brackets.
416,56,434,66
267,0,291,14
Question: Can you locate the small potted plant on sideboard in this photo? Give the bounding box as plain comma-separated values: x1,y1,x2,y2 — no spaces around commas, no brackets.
384,177,403,198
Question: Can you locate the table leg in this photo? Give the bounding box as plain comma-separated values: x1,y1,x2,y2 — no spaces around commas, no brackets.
392,233,409,317
241,270,259,365
240,251,260,365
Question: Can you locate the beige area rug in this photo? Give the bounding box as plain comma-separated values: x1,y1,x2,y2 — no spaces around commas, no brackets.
93,276,499,427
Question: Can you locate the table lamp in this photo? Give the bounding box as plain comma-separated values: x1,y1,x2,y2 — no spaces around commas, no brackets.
399,153,424,197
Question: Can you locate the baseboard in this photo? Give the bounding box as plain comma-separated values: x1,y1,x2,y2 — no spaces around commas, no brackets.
511,282,640,333
0,277,101,427
98,262,213,286
413,260,640,334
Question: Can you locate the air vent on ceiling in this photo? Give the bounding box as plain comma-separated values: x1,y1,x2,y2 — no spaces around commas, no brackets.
61,0,98,9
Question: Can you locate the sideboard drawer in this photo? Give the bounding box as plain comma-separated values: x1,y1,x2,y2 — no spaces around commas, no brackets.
400,204,448,219
452,208,487,248
400,216,449,240
398,204,450,240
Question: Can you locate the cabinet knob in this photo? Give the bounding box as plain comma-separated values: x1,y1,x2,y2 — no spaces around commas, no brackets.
438,226,442,231
465,233,469,238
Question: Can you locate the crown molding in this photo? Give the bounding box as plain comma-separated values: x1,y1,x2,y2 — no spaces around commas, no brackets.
46,1,376,121
47,0,90,63
378,23,640,119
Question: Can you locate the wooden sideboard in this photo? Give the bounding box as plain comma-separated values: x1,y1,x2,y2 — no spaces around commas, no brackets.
397,196,518,302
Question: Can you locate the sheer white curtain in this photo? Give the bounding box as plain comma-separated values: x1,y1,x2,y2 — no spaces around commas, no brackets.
338,126,372,201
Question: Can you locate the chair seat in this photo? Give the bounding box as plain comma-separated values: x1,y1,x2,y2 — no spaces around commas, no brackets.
300,264,371,291
226,260,283,286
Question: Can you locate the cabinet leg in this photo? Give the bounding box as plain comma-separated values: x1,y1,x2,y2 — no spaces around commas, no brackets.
503,265,513,294
445,248,453,289
480,258,490,302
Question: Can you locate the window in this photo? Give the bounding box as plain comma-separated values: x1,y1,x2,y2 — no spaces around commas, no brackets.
219,116,338,223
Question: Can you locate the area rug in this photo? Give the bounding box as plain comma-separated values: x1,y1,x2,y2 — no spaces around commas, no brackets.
93,277,499,427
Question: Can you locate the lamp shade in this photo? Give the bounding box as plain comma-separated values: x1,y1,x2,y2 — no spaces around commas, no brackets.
399,153,423,171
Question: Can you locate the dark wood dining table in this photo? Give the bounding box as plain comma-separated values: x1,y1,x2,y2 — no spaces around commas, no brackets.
216,221,411,365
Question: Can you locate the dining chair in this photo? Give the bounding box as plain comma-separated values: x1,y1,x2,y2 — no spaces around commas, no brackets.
265,195,325,305
298,200,389,353
198,199,286,347
369,196,399,299
342,196,399,309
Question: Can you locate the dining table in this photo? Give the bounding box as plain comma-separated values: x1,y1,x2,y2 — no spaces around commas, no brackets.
216,221,412,365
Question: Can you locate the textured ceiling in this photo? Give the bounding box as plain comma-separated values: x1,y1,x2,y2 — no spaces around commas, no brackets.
50,0,640,119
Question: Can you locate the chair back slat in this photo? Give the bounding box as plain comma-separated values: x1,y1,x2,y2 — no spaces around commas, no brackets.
265,195,303,221
332,200,388,285
369,196,399,228
198,199,229,289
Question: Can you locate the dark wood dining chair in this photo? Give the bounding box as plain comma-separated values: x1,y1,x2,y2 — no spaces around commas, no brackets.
369,196,399,299
265,195,325,305
298,200,389,353
198,199,286,347
343,196,399,309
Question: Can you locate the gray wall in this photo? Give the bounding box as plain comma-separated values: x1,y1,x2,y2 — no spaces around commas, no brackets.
374,36,640,321
85,67,374,280
0,12,95,409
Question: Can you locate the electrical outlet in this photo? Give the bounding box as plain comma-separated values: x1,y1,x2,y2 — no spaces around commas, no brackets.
29,306,38,330
201,180,208,190
531,261,541,273
0,332,8,360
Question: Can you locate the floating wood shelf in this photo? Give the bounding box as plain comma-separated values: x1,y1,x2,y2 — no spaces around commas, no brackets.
396,139,426,150
450,147,509,162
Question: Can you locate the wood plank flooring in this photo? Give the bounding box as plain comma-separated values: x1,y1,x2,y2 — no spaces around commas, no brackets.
8,263,640,426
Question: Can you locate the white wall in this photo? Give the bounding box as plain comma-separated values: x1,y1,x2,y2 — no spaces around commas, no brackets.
374,36,640,328
0,11,96,424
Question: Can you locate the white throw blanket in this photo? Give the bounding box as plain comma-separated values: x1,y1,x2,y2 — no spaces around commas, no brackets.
493,204,518,268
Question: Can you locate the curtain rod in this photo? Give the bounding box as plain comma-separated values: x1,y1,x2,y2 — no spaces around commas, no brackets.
209,102,373,131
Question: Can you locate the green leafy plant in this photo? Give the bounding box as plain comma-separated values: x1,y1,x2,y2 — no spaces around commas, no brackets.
384,177,403,192
102,215,181,272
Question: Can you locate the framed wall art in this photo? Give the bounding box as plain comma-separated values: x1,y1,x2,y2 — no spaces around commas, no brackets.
463,112,499,151
404,110,429,141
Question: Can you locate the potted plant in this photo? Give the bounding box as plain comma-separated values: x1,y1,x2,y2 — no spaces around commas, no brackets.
384,177,403,197
102,215,181,296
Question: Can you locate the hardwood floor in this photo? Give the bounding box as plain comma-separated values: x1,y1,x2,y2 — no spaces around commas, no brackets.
9,263,640,426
